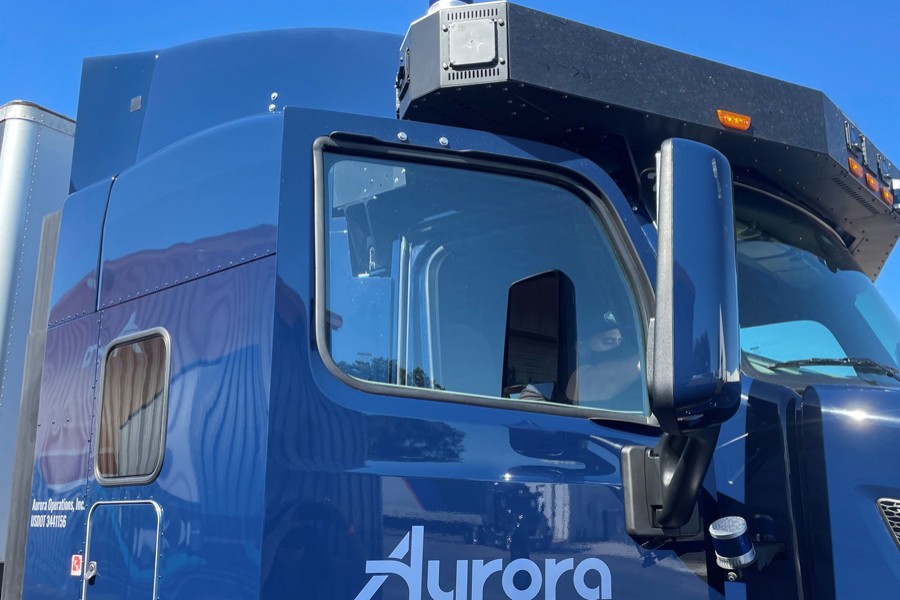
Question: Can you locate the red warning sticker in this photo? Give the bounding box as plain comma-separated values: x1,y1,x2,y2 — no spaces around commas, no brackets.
70,554,83,577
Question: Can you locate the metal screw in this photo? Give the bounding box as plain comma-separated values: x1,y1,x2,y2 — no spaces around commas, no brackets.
442,62,449,70
397,132,408,142
438,136,449,147
268,103,277,113
726,572,739,582
442,24,449,32
499,57,506,65
271,92,278,101
498,19,505,26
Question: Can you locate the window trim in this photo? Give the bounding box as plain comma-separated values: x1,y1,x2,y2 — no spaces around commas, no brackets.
313,135,658,427
94,327,171,487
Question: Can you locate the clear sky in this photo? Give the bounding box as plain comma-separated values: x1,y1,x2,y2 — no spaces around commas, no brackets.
3,0,899,293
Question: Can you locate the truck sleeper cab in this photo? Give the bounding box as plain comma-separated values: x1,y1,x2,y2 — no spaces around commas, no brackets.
10,2,900,600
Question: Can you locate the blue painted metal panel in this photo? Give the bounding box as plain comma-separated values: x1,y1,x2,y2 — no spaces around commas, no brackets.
264,277,718,598
90,257,276,598
264,108,713,599
713,378,805,598
49,178,110,326
135,29,400,160
84,502,159,600
801,385,900,596
98,114,281,310
22,315,99,600
71,52,157,193
70,30,400,192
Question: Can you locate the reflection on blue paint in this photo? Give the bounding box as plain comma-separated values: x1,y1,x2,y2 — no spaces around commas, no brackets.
85,503,159,600
49,179,110,324
71,29,401,192
99,115,281,308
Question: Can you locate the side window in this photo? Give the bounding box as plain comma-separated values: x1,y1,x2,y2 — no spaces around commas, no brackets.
96,331,169,484
321,152,648,415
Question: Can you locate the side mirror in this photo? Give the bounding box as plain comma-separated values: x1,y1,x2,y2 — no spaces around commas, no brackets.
651,138,741,434
501,270,577,405
623,138,740,537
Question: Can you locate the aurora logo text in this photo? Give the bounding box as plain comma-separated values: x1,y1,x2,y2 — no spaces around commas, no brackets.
354,526,612,600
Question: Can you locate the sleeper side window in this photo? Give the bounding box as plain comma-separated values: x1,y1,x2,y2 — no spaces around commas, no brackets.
96,331,169,484
321,152,648,415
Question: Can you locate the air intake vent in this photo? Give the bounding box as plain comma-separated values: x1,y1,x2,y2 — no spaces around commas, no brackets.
446,7,500,20
831,176,879,215
878,498,900,550
448,68,501,81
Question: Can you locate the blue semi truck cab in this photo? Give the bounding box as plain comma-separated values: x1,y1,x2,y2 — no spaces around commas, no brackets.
5,1,900,599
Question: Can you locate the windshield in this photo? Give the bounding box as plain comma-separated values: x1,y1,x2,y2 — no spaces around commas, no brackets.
736,187,900,389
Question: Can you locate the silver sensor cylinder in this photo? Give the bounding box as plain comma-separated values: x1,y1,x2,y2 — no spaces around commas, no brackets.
709,516,756,571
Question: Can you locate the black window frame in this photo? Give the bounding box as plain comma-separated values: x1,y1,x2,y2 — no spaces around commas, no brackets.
94,327,171,486
313,135,657,426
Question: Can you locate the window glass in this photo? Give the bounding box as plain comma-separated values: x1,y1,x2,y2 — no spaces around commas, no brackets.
97,334,168,482
736,188,900,388
742,320,854,377
854,287,900,366
323,153,647,414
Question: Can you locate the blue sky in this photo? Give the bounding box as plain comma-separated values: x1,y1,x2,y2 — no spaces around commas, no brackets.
4,0,899,293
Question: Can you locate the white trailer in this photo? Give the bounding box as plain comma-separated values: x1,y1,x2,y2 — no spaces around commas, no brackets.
0,101,74,590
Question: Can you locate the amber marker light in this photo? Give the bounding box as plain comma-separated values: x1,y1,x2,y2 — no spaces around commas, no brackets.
866,173,880,193
881,187,894,206
717,109,752,131
848,158,864,178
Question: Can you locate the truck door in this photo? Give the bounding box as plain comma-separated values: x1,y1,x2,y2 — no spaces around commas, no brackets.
265,109,719,599
81,329,169,599
82,501,160,600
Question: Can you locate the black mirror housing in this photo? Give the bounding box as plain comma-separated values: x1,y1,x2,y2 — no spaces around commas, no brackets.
650,138,741,435
623,139,741,536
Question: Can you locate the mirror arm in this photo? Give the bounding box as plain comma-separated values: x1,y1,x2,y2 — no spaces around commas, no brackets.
622,426,719,539
656,426,719,528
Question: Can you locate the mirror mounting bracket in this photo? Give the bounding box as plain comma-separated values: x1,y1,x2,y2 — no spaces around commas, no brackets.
621,426,719,538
